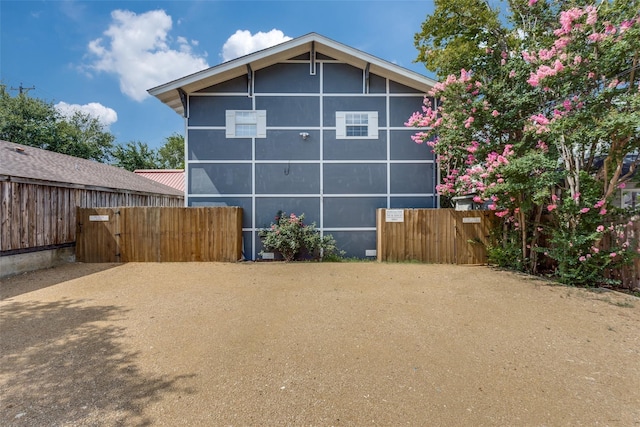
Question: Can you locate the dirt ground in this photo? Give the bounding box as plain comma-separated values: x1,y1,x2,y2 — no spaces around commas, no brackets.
1,262,639,426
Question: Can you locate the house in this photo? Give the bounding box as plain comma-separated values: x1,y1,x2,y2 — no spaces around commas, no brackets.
134,169,185,192
149,33,438,259
0,140,183,277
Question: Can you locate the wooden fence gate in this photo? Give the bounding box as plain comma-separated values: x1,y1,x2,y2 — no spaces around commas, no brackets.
76,207,243,262
376,209,495,264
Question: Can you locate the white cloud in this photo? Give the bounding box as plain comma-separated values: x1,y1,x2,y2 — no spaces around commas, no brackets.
221,29,292,62
55,101,118,127
86,9,209,102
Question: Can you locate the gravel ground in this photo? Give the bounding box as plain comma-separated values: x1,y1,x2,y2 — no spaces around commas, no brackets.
1,262,639,426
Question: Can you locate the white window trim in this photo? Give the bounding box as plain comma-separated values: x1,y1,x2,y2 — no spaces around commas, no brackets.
336,111,378,139
225,110,266,138
621,189,640,209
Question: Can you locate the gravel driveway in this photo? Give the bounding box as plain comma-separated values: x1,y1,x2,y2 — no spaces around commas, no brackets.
1,262,639,426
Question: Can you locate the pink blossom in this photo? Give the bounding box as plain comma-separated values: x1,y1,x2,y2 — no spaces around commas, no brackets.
579,256,586,262
528,0,537,5
553,60,565,73
491,110,500,117
620,20,634,33
592,246,600,254
538,48,556,61
588,33,607,42
522,51,536,62
509,70,516,78
554,37,571,50
536,140,548,151
558,8,585,35
618,182,626,189
547,204,557,212
496,210,510,218
531,114,550,125
610,252,617,258
585,6,597,25
594,200,605,208
599,208,607,215
527,73,540,87
596,225,605,232
580,207,590,214
464,116,475,128
573,55,582,65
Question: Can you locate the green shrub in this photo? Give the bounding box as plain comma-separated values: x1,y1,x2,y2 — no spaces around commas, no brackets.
258,211,344,261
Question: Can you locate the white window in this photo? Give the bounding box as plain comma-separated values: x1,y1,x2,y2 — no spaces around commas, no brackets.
336,111,378,139
621,189,640,209
225,110,266,138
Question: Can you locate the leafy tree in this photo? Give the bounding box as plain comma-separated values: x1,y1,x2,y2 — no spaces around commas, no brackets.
408,0,639,285
0,85,114,162
50,111,115,163
0,85,59,150
157,133,184,169
111,141,160,171
414,0,507,79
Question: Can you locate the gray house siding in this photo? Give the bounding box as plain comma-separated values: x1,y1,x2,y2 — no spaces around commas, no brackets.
186,59,435,259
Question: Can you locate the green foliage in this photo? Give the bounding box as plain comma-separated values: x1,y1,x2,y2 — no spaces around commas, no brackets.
409,0,640,287
0,85,114,162
258,212,344,262
0,84,184,169
51,111,115,163
157,133,184,169
111,141,159,171
414,0,506,78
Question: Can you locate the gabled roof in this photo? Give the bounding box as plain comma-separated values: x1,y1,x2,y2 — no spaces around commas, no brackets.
0,140,183,197
134,169,185,192
148,32,437,116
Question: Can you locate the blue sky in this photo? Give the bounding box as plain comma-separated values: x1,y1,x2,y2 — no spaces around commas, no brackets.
1,1,437,151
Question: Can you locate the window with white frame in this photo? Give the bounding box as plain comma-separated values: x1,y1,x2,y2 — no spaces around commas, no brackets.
621,189,640,209
225,110,266,138
336,111,378,139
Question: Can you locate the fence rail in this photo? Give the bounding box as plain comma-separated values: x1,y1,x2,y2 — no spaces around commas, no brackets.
76,207,243,263
1,180,183,253
376,209,494,264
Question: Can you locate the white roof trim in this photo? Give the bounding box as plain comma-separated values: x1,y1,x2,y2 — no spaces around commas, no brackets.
148,33,437,116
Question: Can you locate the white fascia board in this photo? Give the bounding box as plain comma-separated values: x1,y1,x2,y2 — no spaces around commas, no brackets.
148,33,438,115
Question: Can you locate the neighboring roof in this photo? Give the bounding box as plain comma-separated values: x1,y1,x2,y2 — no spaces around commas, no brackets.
134,169,185,192
149,32,438,116
0,140,183,197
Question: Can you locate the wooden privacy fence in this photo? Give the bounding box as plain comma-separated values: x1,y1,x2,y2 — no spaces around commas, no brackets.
1,179,182,254
76,207,243,263
376,209,494,264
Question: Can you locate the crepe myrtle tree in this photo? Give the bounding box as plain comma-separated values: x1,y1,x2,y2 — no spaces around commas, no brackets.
408,0,639,285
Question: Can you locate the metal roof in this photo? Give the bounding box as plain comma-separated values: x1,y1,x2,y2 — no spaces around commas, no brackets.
0,140,183,197
148,32,438,116
134,169,185,192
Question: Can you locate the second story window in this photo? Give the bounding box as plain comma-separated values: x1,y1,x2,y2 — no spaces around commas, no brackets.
225,110,266,138
336,111,378,139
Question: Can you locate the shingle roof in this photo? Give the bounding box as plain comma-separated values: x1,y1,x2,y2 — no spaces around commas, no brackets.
0,140,183,197
134,169,185,192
